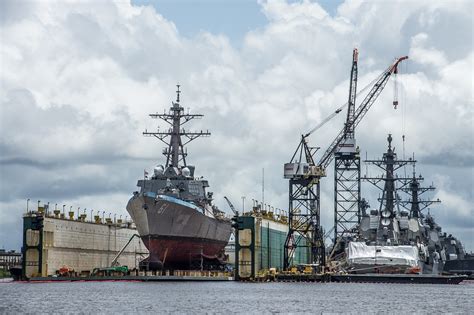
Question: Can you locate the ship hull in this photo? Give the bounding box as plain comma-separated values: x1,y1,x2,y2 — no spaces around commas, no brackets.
126,193,232,270
141,235,228,269
443,257,474,276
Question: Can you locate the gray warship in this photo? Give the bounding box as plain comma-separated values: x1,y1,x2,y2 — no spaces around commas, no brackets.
333,134,472,275
126,86,232,270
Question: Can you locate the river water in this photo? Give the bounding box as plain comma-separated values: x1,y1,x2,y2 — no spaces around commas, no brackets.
1,281,473,314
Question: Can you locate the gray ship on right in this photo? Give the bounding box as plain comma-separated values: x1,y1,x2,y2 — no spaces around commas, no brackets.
331,134,473,276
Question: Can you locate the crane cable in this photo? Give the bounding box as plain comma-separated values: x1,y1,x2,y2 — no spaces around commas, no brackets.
401,61,407,178
305,71,384,138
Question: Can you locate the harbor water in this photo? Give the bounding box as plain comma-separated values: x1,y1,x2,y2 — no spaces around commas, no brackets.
1,281,473,313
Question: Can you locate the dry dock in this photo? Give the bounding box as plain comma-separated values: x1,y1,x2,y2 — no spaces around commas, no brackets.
22,210,147,279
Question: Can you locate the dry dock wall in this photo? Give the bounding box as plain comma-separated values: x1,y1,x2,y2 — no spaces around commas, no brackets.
23,213,148,278
234,214,309,279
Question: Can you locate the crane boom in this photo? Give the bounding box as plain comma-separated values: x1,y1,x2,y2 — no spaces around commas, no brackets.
344,48,358,140
110,234,140,267
224,196,238,215
318,56,408,169
304,50,391,140
304,107,344,138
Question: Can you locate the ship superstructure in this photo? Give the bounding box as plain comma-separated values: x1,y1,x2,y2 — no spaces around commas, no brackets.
340,135,469,274
361,134,415,245
126,86,232,270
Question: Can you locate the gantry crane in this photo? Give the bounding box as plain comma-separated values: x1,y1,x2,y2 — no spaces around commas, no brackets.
283,52,408,270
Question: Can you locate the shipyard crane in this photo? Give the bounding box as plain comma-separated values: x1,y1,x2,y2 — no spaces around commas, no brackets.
283,52,408,270
318,55,408,171
224,196,238,216
333,48,360,243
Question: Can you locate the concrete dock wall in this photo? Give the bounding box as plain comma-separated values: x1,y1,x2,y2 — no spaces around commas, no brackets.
24,215,148,277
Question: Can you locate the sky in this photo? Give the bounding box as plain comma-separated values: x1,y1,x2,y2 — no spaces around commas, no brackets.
0,0,473,252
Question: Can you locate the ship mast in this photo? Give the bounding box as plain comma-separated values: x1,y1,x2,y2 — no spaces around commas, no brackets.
363,134,414,242
400,162,441,217
143,85,210,168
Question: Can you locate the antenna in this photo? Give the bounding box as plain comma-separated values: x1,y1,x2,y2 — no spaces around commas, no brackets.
176,84,181,103
262,168,265,206
143,85,210,167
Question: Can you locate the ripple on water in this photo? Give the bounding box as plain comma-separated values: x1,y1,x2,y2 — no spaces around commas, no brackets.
1,281,473,314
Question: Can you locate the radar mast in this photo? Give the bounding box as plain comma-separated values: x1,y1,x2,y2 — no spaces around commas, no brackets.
143,85,210,168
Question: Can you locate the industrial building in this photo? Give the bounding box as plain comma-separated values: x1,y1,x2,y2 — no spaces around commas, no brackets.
0,249,21,275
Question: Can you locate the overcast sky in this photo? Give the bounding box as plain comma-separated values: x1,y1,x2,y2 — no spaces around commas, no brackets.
0,0,472,251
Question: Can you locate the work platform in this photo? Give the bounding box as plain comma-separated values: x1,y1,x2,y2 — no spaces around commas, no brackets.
28,275,233,282
24,272,467,284
28,270,233,282
256,273,467,284
29,270,234,282
330,273,467,284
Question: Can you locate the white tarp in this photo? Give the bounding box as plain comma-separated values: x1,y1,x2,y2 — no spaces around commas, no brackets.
347,242,420,267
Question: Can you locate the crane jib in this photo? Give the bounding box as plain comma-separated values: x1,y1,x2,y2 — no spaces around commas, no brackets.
317,55,408,169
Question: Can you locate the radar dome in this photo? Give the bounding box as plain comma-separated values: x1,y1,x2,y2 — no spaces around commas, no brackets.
154,165,164,176
181,167,191,177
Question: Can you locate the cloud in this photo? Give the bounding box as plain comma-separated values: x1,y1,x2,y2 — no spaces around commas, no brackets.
410,33,447,68
0,0,473,252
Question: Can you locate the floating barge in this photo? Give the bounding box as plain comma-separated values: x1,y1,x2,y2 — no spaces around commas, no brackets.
25,272,467,284
330,273,467,285
266,273,466,284
28,270,233,282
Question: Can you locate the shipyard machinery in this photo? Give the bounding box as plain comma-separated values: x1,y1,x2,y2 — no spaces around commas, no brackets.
224,196,238,216
334,48,360,242
283,51,408,270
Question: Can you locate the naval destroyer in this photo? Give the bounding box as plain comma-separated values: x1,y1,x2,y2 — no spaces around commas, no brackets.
127,86,232,270
333,134,471,275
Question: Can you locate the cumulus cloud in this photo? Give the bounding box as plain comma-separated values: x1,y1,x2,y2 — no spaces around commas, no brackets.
0,0,472,251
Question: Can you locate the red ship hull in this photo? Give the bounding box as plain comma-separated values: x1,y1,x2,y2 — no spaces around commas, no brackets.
141,235,228,269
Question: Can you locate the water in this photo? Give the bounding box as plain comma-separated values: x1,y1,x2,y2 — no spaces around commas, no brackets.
1,281,473,314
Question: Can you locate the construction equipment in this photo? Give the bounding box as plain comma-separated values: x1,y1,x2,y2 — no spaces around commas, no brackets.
333,48,361,242
110,234,140,267
331,53,408,244
304,107,345,138
318,54,409,172
224,196,238,216
283,51,408,270
92,266,128,276
283,135,325,271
